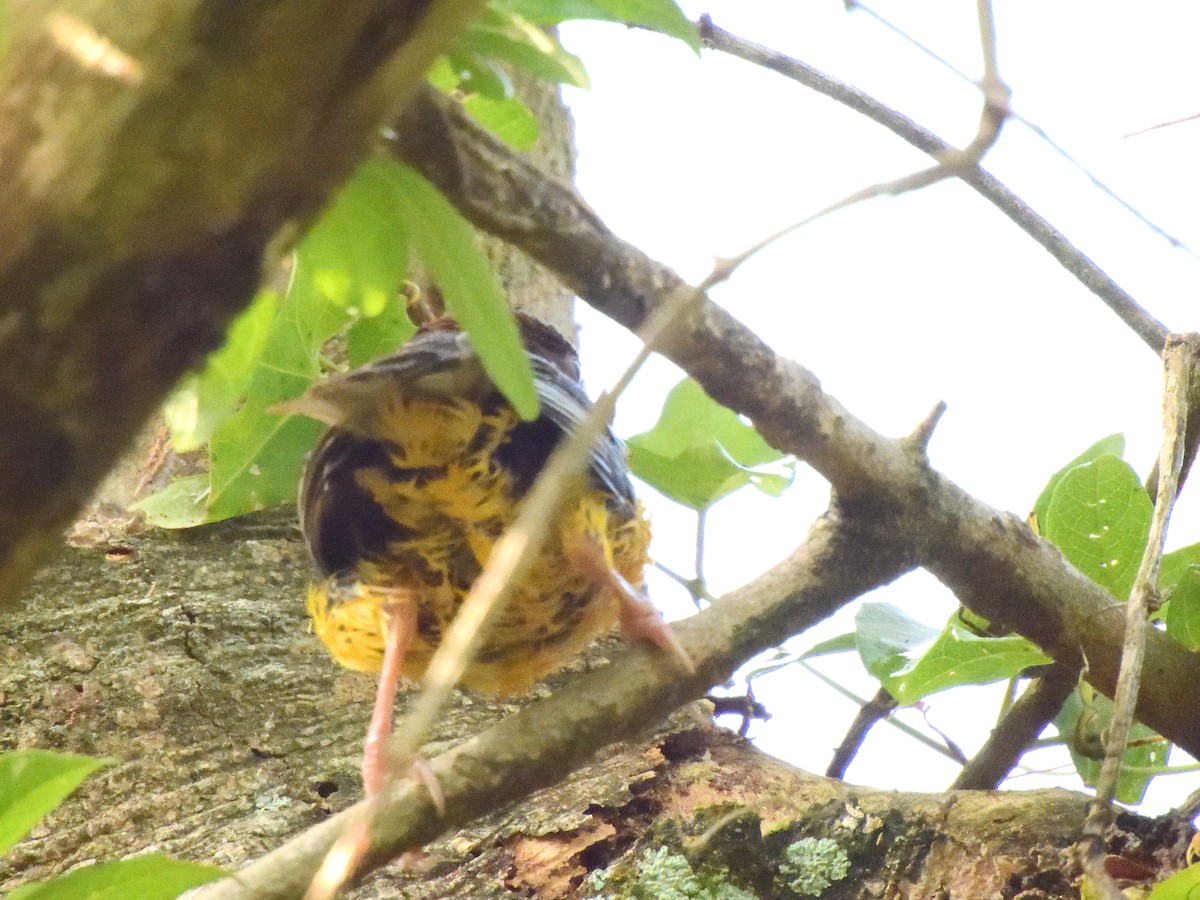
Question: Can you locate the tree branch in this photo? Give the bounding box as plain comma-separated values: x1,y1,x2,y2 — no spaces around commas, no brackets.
196,507,915,896
951,662,1079,790
387,87,1200,759
696,16,1171,354
0,0,483,610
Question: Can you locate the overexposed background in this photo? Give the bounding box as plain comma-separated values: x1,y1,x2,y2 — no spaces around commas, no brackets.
556,1,1200,812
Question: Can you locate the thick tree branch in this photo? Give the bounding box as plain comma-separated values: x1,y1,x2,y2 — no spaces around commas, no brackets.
387,87,1200,759
0,0,483,609
197,508,915,896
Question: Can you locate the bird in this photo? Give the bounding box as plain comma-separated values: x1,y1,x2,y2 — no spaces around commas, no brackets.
273,311,691,797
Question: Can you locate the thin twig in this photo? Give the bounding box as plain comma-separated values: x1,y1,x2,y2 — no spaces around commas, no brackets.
1076,334,1195,896
844,0,1200,259
826,685,899,779
696,16,1171,353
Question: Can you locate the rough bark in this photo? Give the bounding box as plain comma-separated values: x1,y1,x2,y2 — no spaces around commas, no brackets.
0,0,481,609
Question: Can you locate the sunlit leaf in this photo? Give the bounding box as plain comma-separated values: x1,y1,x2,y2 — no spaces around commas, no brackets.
505,0,700,51
1030,434,1125,532
463,94,539,149
163,290,278,452
1042,454,1151,599
0,751,113,855
626,378,795,510
464,6,589,88
1147,861,1200,899
6,854,226,900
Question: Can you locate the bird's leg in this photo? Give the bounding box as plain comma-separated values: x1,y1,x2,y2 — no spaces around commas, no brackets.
568,534,695,674
363,593,416,798
361,592,447,813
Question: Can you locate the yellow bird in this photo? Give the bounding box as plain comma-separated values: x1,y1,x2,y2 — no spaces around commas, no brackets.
276,312,689,795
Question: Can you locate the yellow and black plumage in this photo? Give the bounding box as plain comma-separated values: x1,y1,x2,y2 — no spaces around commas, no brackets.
278,313,681,793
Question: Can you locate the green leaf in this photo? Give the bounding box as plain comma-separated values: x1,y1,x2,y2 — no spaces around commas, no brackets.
1165,566,1200,650
162,290,278,452
505,0,700,51
1031,434,1125,531
446,49,514,99
800,633,857,659
205,249,348,523
0,751,113,855
346,292,417,369
1160,541,1200,591
1148,862,1200,899
1054,684,1168,805
463,94,539,149
626,378,795,510
129,474,211,529
463,6,590,88
885,624,1052,705
854,603,940,685
291,159,410,318
389,163,538,419
6,854,226,900
1041,454,1151,599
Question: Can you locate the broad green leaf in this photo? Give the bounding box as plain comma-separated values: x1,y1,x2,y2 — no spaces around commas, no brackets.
205,249,348,523
853,603,940,685
346,292,416,369
446,49,514,99
1161,541,1200,591
291,159,410,318
463,7,589,88
1165,566,1200,650
1054,685,1168,805
390,163,537,419
626,377,795,510
163,290,279,452
464,94,539,149
1042,454,1151,599
6,854,226,900
505,0,700,52
129,474,211,529
1148,862,1200,899
800,632,857,659
0,751,113,854
1030,434,1125,531
884,624,1051,705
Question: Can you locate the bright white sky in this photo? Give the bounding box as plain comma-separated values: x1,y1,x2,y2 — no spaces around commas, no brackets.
554,1,1200,813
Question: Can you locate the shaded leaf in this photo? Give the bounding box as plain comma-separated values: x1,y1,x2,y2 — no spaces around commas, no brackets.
128,474,211,530
1042,454,1151,599
0,751,113,855
1054,685,1168,805
6,854,226,900
1165,566,1200,650
884,625,1051,705
853,603,939,685
626,378,795,510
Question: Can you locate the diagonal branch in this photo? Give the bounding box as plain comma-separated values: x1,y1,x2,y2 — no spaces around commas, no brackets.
195,507,916,898
387,87,1200,759
696,17,1171,354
